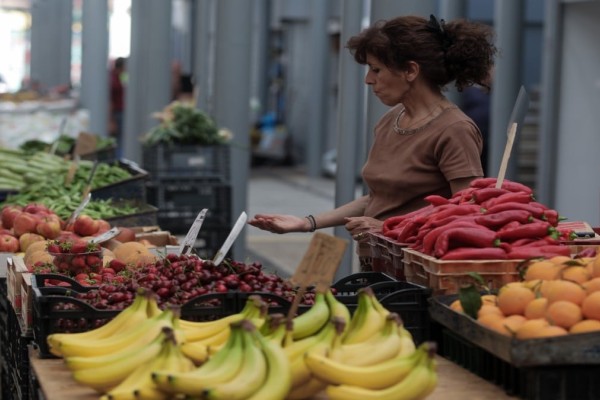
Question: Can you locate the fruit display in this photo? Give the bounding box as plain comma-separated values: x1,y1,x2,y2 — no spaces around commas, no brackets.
47,239,104,275
47,284,434,399
381,177,573,260
449,249,600,338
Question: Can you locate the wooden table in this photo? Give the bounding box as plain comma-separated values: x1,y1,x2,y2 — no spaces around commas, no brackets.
29,349,518,400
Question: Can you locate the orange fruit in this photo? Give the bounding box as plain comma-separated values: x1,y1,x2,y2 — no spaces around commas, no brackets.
494,315,527,336
560,266,591,284
497,285,535,316
534,325,569,338
581,291,600,320
570,319,600,334
582,277,600,295
549,255,573,265
477,304,504,319
477,313,505,330
545,280,587,305
591,256,600,278
545,300,582,329
524,260,563,281
450,299,463,313
515,318,550,340
524,297,548,320
481,294,498,306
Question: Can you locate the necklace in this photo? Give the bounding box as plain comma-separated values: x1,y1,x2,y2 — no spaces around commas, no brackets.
392,101,450,135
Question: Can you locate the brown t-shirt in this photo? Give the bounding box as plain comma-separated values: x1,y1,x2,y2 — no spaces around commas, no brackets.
363,104,484,221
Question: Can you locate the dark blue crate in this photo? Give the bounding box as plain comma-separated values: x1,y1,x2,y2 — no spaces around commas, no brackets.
91,159,149,202
104,200,159,227
146,178,231,214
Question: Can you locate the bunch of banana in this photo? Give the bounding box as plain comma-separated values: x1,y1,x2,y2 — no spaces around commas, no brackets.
153,319,291,400
66,308,181,393
325,342,439,400
47,289,159,357
342,286,389,344
178,295,268,364
99,327,195,400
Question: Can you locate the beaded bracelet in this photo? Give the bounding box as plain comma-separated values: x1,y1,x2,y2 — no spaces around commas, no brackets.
305,215,317,232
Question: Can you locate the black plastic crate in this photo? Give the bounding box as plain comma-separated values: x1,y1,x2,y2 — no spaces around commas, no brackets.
104,200,159,227
330,271,397,297
440,328,600,400
146,178,231,213
80,145,118,162
91,159,149,202
142,144,230,182
6,305,31,396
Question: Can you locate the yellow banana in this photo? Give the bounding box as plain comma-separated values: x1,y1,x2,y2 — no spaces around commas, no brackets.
370,291,391,318
180,340,210,365
325,342,438,400
246,326,292,400
56,308,176,358
263,314,288,345
179,295,265,341
284,316,334,360
99,328,194,400
292,291,330,340
202,321,268,400
47,291,150,353
71,327,168,393
152,322,245,396
397,324,416,357
336,313,403,366
342,287,387,344
305,341,427,389
325,289,351,334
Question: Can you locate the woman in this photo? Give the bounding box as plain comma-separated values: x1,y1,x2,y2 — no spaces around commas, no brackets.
248,15,497,270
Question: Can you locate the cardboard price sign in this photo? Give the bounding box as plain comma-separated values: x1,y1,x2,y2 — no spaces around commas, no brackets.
73,131,98,157
287,232,348,319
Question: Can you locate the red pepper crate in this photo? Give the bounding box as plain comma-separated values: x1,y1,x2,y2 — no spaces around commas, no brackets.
402,248,524,294
367,232,407,280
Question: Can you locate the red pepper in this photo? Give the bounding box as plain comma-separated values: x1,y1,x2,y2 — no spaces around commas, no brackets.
470,188,510,204
530,201,550,210
482,192,534,209
395,220,421,243
451,187,477,204
427,204,483,223
382,205,434,234
486,202,545,219
469,177,498,189
421,220,482,256
424,194,450,207
496,180,533,195
498,220,523,233
434,227,499,258
507,245,570,260
510,238,536,247
542,209,559,226
474,210,533,229
496,221,556,242
441,247,508,260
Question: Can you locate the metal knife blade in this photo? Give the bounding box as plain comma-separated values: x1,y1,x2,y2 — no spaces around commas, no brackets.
179,208,208,255
212,211,247,265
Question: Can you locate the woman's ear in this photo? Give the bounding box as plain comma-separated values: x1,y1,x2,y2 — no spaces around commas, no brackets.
405,61,420,82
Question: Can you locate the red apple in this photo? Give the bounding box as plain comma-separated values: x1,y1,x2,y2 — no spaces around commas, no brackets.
13,212,41,237
0,233,20,253
36,216,62,239
55,231,81,242
1,205,23,229
115,227,136,243
22,203,51,215
96,219,111,234
18,232,45,253
73,215,100,237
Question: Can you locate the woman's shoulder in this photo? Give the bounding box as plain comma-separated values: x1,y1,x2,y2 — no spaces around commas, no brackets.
374,104,404,131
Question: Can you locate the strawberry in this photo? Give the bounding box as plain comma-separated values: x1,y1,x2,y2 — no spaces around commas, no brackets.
70,241,89,254
47,242,61,254
108,259,127,273
71,255,87,270
86,255,102,269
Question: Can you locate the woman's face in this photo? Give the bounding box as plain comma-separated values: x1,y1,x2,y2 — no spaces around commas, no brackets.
365,55,408,107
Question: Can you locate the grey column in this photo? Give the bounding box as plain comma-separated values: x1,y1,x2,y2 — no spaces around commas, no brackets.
439,0,467,105
489,0,523,179
29,0,72,91
536,0,561,206
213,0,253,259
193,0,217,113
250,0,270,122
80,0,109,137
306,0,331,178
123,0,172,163
333,0,366,279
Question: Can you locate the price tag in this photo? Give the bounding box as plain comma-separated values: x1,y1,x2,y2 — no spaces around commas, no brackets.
88,227,121,244
178,208,208,255
73,131,98,157
287,232,348,320
64,192,92,229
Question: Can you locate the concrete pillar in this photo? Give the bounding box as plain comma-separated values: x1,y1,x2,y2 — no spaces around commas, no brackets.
29,0,72,91
489,0,524,179
213,0,253,259
80,0,109,137
306,0,331,178
333,0,367,279
123,0,172,163
193,0,217,114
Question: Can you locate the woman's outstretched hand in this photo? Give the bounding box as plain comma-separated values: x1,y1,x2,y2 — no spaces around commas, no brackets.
248,214,309,234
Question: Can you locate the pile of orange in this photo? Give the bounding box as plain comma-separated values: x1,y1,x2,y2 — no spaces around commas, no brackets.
450,250,600,339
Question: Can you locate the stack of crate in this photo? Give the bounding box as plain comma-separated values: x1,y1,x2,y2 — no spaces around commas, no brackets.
142,143,232,259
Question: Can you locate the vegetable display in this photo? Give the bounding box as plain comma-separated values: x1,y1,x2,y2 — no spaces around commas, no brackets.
382,178,575,260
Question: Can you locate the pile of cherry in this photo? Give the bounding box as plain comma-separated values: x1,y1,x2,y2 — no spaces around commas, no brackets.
62,253,318,310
